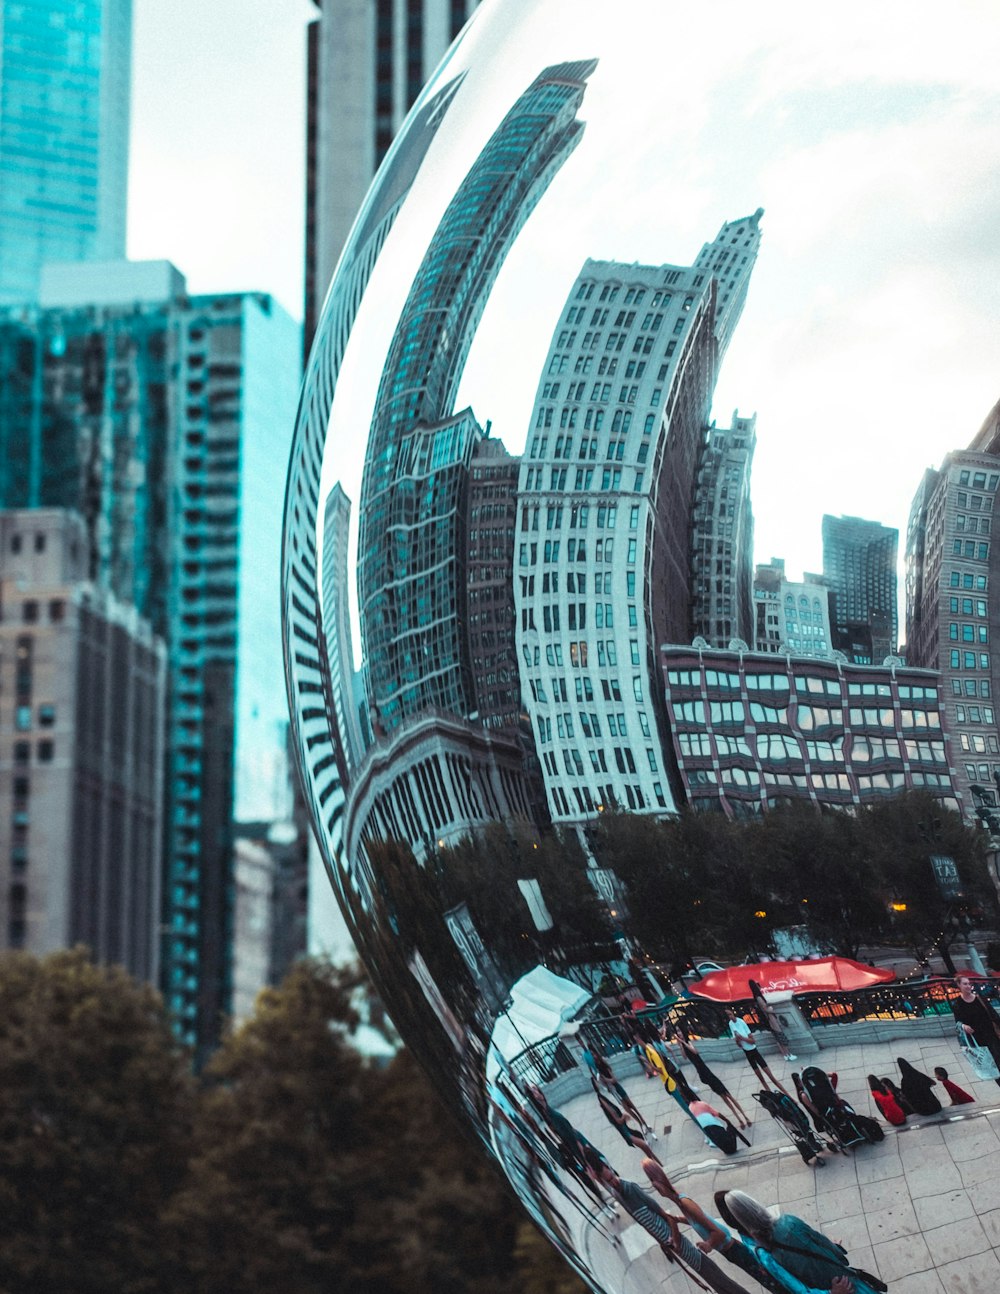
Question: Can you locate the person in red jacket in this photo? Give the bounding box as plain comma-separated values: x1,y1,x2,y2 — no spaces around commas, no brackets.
867,1074,906,1125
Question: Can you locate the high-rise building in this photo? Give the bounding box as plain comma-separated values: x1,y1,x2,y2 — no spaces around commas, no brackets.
320,483,368,780
821,514,898,663
358,59,597,737
466,434,522,732
905,398,1000,818
752,558,833,659
0,262,301,1057
0,509,165,978
0,0,132,304
691,412,756,647
304,0,479,351
514,212,763,825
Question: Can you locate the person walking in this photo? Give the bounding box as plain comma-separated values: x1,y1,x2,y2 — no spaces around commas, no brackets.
585,1045,656,1135
726,1007,791,1097
951,974,1000,1087
724,1190,885,1294
591,1081,663,1165
673,1028,752,1128
639,1162,788,1293
597,1164,751,1294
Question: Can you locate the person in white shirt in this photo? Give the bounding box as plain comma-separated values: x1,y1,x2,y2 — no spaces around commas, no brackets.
725,1007,791,1097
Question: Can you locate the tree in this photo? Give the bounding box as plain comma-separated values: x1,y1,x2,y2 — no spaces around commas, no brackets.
0,947,195,1294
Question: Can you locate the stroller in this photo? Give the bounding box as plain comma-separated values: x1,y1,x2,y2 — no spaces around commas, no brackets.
800,1066,884,1150
754,1089,832,1165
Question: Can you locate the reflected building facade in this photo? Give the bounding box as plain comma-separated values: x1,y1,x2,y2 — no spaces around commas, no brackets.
359,59,597,737
661,641,959,818
822,513,898,663
905,398,1000,818
753,558,834,659
304,0,479,351
691,412,756,647
514,213,763,825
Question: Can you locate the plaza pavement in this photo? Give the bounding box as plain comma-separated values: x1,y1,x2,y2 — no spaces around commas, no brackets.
552,1028,1000,1293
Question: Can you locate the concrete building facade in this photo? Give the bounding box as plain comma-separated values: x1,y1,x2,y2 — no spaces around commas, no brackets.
691,412,756,648
753,558,834,659
0,509,165,979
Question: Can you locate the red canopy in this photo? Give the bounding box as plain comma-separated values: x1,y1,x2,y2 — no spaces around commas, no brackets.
689,957,894,1003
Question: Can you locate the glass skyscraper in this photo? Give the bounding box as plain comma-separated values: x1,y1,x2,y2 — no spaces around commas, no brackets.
0,0,132,304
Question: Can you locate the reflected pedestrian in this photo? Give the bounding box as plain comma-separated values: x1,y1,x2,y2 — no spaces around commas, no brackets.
591,1080,663,1165
934,1065,973,1105
597,1164,750,1294
750,979,797,1062
724,1190,884,1294
867,1075,906,1125
672,1027,751,1128
585,1045,655,1134
951,974,1000,1087
725,1007,791,1097
896,1057,941,1115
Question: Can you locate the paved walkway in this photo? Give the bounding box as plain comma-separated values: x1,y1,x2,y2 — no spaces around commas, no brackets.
550,1029,1000,1292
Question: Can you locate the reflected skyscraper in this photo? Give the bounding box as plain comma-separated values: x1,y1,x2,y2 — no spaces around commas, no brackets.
514,213,762,824
359,59,597,736
304,0,479,351
691,412,756,647
0,0,131,304
821,513,898,663
905,398,1000,819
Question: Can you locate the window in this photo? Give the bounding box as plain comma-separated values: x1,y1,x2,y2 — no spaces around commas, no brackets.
37,740,53,763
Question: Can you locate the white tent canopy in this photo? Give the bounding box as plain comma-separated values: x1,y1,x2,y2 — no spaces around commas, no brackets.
487,964,593,1081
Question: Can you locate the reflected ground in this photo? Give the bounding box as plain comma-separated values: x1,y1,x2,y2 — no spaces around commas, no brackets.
283,3,1000,1291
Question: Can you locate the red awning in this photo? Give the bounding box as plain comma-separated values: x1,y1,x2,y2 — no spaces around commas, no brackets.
688,957,895,1003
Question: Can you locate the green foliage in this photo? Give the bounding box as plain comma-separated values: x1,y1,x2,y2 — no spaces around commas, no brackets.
596,792,997,964
0,947,195,1294
0,950,586,1294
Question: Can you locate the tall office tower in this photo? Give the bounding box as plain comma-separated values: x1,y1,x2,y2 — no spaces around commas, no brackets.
304,0,479,351
0,261,300,1058
752,558,833,658
285,72,467,890
359,59,597,737
905,397,1000,819
0,509,165,978
466,435,522,731
0,0,131,304
690,411,756,647
821,514,899,663
515,212,762,825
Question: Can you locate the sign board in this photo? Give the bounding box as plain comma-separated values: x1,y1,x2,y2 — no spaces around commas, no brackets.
930,853,963,900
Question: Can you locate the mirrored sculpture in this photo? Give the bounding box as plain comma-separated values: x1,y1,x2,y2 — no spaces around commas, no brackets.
284,4,1000,1289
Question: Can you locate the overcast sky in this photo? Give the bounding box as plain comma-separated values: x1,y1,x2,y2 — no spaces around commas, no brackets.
128,0,1000,594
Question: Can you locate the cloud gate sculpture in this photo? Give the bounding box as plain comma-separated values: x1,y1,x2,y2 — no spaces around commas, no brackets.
284,3,1000,1289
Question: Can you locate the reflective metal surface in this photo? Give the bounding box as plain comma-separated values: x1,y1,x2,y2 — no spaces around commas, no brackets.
283,5,1000,1289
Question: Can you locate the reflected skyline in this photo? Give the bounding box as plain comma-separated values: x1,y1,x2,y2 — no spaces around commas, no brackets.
284,6,1000,1291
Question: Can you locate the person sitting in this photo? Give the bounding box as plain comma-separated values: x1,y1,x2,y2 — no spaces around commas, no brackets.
934,1065,973,1105
867,1075,906,1125
688,1099,746,1155
897,1057,941,1115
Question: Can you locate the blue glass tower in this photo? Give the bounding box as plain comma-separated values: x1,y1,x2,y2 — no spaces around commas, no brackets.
0,0,131,304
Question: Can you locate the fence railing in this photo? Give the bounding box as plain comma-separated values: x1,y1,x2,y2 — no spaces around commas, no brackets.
503,976,998,1086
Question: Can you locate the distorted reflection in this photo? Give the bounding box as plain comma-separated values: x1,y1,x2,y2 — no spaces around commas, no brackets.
284,4,1000,1290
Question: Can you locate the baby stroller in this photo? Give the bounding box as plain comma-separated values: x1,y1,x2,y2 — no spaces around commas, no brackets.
754,1089,832,1165
800,1066,884,1150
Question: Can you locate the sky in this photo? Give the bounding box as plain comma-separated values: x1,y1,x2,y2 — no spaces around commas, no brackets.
128,0,1000,607
128,0,315,321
